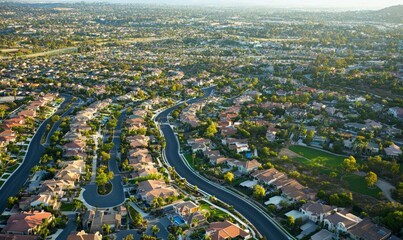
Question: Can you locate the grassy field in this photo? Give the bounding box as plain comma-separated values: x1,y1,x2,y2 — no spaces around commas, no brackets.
343,174,382,199
60,202,75,211
289,146,345,169
199,201,229,222
184,154,203,168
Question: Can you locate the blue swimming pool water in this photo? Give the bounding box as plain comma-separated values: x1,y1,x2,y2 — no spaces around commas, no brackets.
173,216,185,225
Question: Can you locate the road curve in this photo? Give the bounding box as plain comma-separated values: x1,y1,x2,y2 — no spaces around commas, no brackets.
0,95,76,212
81,110,126,208
156,87,291,240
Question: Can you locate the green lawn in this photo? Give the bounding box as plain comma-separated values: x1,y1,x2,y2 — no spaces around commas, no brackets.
60,202,76,211
0,180,4,187
289,146,345,169
343,174,382,199
5,164,19,173
199,201,229,221
184,154,203,168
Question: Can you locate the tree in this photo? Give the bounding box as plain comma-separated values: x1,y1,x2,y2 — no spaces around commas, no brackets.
123,234,134,240
167,233,176,240
365,171,378,187
100,151,111,162
253,185,266,200
7,196,18,208
96,172,108,188
151,225,160,236
102,224,111,235
205,121,218,137
224,172,234,184
287,216,295,227
343,156,358,172
384,211,403,233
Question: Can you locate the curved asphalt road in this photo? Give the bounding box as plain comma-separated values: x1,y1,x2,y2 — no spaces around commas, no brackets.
0,95,77,212
156,87,291,240
82,110,126,208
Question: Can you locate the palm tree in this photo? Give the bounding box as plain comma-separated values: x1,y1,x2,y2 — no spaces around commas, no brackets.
151,225,160,236
102,224,111,235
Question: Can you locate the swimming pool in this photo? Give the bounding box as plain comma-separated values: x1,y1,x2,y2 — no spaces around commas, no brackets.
173,215,185,225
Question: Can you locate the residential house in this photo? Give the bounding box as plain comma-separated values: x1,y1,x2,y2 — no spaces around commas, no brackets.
137,180,178,204
83,210,121,233
348,218,392,240
384,143,402,156
300,201,334,223
187,138,211,153
174,201,199,217
67,230,102,240
252,168,285,185
388,107,403,120
127,135,149,148
2,211,53,235
205,220,251,240
323,211,362,233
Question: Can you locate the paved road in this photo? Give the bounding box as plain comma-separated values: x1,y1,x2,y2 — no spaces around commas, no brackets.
82,111,126,208
156,87,291,240
0,95,78,212
56,213,77,240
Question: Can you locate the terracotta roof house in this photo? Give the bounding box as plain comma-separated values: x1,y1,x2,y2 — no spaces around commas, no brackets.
2,211,53,235
55,170,80,182
300,201,334,223
348,218,392,240
251,168,285,185
206,220,251,240
17,110,36,118
137,180,178,204
127,135,149,148
67,231,102,240
0,130,17,144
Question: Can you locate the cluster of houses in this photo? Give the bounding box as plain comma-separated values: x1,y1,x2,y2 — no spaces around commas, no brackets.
171,200,251,240
0,210,53,239
187,137,262,175
125,108,159,179
252,167,316,204
180,101,206,128
300,201,393,240
63,99,111,159
0,93,58,148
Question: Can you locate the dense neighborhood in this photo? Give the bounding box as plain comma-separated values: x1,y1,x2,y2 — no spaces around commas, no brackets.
0,2,402,240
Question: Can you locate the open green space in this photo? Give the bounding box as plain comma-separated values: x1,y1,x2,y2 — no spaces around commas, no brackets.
184,153,204,168
289,145,345,169
60,202,76,211
343,174,382,199
199,201,229,222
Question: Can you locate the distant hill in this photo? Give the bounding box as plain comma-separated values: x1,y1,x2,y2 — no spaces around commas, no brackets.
371,5,403,23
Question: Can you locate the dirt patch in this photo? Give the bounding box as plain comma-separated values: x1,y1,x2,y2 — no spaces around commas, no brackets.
279,148,300,158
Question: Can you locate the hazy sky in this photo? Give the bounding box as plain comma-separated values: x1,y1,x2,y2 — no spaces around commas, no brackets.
67,0,402,9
